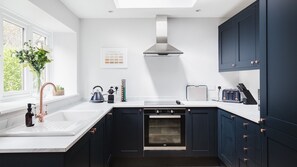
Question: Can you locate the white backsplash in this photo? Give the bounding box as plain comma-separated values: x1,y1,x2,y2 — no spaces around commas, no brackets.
238,70,260,100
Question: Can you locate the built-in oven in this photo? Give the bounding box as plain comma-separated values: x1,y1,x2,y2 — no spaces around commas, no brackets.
144,108,186,151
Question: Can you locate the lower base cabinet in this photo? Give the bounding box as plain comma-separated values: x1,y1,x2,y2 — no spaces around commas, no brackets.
112,108,143,157
0,116,108,167
0,108,265,167
66,132,91,167
236,117,261,167
218,109,261,167
218,109,236,167
90,118,105,167
187,108,217,156
104,111,113,166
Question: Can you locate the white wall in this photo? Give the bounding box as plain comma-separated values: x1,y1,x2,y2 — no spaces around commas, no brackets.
51,32,78,95
79,18,240,101
238,70,260,100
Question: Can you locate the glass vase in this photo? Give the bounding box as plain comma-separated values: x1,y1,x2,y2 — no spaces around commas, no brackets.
32,72,42,98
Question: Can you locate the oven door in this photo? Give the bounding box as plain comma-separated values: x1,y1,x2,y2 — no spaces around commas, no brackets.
144,114,185,149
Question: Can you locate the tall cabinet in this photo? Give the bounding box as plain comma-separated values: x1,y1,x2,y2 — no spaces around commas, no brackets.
260,0,297,166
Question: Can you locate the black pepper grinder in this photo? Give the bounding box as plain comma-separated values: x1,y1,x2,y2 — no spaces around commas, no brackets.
25,103,35,127
107,87,115,103
218,86,222,101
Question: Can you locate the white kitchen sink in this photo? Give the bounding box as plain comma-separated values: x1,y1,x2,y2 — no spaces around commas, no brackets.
0,111,100,137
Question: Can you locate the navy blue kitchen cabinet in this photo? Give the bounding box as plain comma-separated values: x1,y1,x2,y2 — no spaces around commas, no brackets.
90,117,105,167
218,109,236,167
0,126,93,167
260,0,297,166
0,117,107,167
0,132,92,167
66,130,91,167
219,1,259,72
219,19,237,71
236,2,259,69
218,110,261,167
104,111,113,166
187,108,217,157
112,108,143,157
236,117,261,167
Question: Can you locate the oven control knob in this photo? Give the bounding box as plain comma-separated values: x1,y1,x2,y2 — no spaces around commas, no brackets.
170,110,174,114
156,110,160,114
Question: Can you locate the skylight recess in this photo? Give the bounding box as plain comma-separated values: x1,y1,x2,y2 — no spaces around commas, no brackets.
114,0,197,8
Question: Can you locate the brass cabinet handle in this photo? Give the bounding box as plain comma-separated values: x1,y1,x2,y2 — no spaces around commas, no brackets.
89,128,97,134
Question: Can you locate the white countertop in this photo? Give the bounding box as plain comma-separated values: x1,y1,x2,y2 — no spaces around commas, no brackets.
0,101,260,153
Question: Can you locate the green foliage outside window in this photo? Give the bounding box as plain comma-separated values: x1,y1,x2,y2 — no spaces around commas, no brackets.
3,48,23,92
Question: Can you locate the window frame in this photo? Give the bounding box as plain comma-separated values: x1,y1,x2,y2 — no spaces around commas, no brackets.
0,10,52,100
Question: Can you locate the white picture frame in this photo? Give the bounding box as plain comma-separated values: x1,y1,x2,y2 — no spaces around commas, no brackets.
100,48,128,68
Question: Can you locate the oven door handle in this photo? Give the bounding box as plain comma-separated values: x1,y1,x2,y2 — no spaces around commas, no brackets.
149,115,181,119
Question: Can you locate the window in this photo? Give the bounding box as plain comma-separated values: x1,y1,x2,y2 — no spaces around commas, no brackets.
3,20,24,93
0,12,52,99
33,32,47,48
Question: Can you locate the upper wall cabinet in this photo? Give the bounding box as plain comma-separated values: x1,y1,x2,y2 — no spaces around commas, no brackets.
219,1,259,72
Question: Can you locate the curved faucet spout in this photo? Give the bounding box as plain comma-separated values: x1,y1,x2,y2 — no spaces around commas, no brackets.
37,82,57,122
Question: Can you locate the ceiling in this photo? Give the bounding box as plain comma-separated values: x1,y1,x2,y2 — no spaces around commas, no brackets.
60,0,256,18
0,0,73,32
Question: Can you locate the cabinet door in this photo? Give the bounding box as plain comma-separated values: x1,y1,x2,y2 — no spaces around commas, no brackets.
65,133,91,167
261,0,297,139
90,119,105,167
262,127,297,167
237,2,259,69
260,0,297,166
113,108,143,157
187,108,217,156
104,111,113,167
218,110,236,167
219,20,237,71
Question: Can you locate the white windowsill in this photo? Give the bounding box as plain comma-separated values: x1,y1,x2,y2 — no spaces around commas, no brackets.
0,94,80,115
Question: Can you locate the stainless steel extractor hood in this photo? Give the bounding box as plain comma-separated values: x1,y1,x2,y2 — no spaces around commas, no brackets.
144,15,183,56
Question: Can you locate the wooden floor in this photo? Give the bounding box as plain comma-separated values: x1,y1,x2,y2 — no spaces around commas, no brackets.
110,157,226,167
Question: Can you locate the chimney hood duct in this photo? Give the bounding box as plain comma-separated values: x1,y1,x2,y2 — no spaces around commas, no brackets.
144,15,183,56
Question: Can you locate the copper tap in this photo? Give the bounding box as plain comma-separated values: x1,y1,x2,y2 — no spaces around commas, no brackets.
37,82,57,122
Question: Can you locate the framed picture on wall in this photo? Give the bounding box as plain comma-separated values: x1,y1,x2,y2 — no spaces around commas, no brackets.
100,48,128,68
